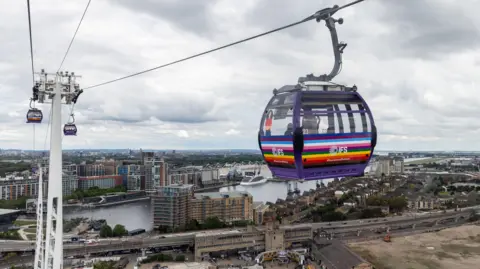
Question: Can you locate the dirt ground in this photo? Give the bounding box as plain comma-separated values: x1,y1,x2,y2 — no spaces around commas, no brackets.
348,225,480,269
137,261,212,269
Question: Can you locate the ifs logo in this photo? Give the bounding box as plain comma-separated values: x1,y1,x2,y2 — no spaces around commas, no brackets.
329,146,348,154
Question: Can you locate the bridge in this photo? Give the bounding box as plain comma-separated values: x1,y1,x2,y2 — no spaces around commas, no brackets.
0,209,473,260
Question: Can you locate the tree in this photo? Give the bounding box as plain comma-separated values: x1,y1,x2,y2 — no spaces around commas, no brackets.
185,219,200,231
321,211,346,222
360,208,384,219
202,216,224,230
93,261,115,269
366,195,388,206
388,196,407,212
99,224,113,238
112,224,128,237
175,255,186,262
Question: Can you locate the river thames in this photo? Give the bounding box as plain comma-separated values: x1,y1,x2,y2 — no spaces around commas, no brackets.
64,178,332,231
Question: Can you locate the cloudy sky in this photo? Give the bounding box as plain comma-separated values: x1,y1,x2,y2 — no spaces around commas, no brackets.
1,0,479,151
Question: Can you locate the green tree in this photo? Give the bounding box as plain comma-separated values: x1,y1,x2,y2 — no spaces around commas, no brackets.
202,216,224,229
93,261,115,269
360,208,384,219
366,195,388,206
321,211,346,222
185,219,200,231
99,224,113,238
175,255,186,262
388,196,408,213
112,224,128,237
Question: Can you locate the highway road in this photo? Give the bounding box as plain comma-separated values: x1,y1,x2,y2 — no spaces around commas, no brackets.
0,208,473,253
0,219,472,268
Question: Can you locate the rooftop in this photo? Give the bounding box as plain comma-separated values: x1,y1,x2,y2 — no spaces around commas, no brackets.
159,184,195,189
0,209,20,215
193,191,251,200
195,229,243,238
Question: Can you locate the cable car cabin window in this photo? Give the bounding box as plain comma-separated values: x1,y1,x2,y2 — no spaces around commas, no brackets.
260,92,296,169
300,92,373,169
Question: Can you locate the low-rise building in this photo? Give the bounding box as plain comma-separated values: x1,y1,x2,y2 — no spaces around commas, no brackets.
0,170,78,199
78,175,123,190
189,191,253,224
407,194,439,210
252,202,270,225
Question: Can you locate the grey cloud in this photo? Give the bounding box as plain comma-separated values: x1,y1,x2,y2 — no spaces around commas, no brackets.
113,0,218,36
245,0,330,39
84,97,225,124
377,0,480,60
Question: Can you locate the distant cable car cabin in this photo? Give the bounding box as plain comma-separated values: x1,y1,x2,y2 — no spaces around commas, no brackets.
63,124,77,136
258,9,377,181
63,114,77,136
26,108,43,123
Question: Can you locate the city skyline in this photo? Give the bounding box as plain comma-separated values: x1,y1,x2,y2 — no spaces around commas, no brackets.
1,0,479,151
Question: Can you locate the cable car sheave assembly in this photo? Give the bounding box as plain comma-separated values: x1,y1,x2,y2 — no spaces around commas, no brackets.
26,70,83,135
259,5,377,181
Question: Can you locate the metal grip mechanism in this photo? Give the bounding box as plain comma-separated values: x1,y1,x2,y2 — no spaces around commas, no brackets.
69,114,75,124
299,5,347,83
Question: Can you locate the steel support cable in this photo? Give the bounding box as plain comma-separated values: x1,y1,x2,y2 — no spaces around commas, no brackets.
83,0,365,90
57,0,92,72
26,0,37,163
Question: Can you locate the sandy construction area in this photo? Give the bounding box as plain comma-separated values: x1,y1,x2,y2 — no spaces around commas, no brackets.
348,225,480,269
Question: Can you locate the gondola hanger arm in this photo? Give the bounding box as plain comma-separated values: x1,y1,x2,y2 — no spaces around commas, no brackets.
299,5,349,83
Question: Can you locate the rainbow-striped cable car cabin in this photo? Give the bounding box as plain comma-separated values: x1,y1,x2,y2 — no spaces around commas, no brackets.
258,81,377,181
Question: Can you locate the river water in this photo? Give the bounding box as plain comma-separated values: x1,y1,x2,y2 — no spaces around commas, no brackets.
63,177,331,231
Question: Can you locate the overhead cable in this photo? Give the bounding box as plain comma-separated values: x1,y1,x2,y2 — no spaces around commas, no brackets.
57,0,92,72
83,0,365,90
26,0,37,160
26,0,35,85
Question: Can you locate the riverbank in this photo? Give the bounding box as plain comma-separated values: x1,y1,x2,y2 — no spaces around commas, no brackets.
65,197,150,209
195,182,240,193
268,178,290,182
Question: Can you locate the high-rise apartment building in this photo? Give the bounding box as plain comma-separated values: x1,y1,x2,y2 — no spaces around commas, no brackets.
76,162,107,177
151,184,194,230
375,156,405,176
189,191,253,224
144,156,168,191
117,161,144,191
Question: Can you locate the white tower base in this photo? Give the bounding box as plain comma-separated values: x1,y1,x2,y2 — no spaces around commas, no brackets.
34,166,45,269
44,78,64,269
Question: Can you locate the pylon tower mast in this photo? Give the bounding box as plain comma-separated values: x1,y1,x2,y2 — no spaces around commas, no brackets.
34,69,82,269
34,167,45,269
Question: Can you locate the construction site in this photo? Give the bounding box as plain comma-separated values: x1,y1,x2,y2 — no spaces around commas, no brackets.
348,225,480,269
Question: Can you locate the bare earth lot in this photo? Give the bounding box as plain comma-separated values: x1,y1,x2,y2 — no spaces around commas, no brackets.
348,225,480,269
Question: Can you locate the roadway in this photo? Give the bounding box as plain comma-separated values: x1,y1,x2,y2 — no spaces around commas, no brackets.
0,208,473,253
0,217,473,267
